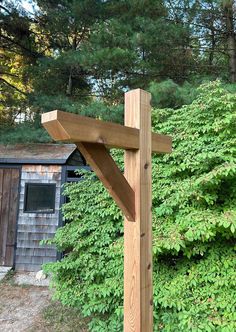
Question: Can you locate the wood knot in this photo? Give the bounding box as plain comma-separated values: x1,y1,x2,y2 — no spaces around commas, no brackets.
150,299,153,306
141,233,145,238
144,163,149,169
147,263,151,270
97,136,105,144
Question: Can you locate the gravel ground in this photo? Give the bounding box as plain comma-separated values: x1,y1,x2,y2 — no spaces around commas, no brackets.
0,273,88,332
14,272,50,287
0,283,50,332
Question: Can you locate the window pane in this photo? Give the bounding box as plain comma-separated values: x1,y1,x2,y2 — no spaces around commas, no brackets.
24,183,56,213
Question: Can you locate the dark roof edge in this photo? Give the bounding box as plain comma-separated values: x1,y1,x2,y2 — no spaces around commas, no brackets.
0,158,67,165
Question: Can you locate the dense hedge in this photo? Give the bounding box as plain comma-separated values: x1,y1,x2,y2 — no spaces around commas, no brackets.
44,81,236,331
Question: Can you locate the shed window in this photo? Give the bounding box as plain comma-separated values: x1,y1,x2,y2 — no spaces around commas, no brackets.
24,183,56,213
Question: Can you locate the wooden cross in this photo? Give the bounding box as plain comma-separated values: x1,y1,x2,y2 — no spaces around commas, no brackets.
42,89,172,332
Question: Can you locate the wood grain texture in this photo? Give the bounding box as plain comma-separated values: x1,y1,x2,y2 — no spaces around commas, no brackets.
77,142,135,221
0,169,4,265
0,168,20,266
5,169,20,266
124,89,153,332
42,110,171,154
0,169,12,266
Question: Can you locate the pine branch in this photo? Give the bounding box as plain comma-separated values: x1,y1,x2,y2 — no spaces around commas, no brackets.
0,4,12,16
1,34,42,59
0,72,19,78
0,78,28,96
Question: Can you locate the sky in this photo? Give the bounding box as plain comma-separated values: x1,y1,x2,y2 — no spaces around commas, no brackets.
20,0,37,15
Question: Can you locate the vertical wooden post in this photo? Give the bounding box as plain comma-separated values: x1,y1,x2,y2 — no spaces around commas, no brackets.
124,89,153,332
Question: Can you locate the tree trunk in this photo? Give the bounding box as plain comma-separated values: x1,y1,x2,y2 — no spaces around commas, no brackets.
223,0,236,82
209,27,215,67
66,67,73,96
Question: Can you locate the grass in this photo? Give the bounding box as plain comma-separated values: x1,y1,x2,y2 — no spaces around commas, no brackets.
0,269,16,285
30,301,89,332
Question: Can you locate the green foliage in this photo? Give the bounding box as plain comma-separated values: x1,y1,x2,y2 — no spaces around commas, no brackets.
0,121,51,144
2,0,236,131
155,242,236,332
0,51,30,126
148,79,236,109
31,94,124,124
44,81,236,331
79,0,192,98
148,79,199,109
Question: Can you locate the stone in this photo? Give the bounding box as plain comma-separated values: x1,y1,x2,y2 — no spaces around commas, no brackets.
35,270,47,281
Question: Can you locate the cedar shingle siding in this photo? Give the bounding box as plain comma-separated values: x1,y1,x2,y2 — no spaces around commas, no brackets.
15,165,61,271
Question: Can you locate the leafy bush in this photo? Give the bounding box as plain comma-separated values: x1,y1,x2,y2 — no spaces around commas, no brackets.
44,81,236,331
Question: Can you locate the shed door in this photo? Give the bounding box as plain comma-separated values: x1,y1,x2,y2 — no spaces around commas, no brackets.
0,168,20,266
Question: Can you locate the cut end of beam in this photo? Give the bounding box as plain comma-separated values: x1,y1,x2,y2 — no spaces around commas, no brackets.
41,110,59,123
41,110,71,141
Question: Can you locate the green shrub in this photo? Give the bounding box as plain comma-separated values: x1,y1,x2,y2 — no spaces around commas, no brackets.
44,81,236,331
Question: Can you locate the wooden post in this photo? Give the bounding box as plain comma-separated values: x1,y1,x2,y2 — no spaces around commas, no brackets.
124,89,153,332
41,89,172,332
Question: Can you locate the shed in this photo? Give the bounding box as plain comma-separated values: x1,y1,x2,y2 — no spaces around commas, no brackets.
0,144,87,272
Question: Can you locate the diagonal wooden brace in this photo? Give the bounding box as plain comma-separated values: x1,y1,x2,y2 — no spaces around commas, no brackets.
77,142,135,222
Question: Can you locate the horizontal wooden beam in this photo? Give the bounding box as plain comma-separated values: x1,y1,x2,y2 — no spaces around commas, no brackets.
42,110,172,154
77,142,135,221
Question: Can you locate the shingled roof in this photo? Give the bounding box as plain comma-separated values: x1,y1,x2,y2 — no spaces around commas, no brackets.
0,144,82,164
